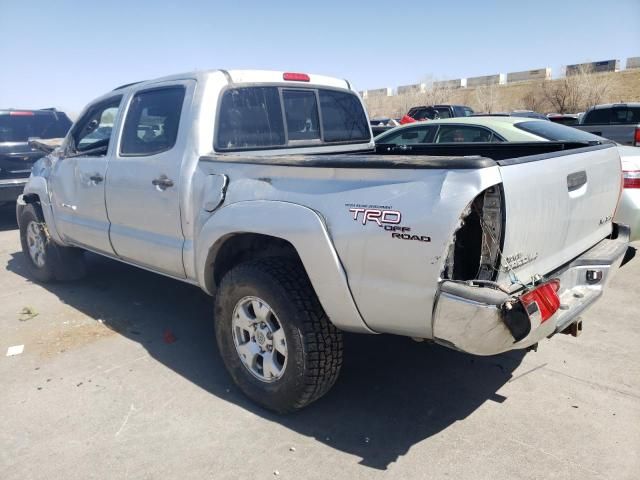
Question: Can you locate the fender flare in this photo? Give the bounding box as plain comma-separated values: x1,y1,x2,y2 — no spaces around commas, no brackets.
20,176,66,245
195,200,374,334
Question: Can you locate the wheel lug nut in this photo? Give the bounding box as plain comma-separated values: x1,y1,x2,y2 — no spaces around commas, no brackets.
266,332,273,340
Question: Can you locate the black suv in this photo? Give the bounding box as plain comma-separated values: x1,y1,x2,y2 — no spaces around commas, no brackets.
0,109,72,204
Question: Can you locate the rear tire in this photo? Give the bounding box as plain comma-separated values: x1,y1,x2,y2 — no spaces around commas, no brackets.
214,258,343,413
18,204,86,282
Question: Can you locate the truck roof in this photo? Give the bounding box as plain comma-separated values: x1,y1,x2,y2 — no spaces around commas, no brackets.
587,102,640,110
111,69,352,94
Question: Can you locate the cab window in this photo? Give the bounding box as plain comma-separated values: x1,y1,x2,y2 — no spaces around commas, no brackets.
120,86,186,156
70,97,122,155
434,125,496,143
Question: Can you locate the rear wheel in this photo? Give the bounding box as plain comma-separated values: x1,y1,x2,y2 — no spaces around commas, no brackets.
18,204,86,282
214,258,343,413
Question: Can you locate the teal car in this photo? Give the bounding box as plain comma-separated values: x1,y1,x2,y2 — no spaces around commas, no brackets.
374,116,604,145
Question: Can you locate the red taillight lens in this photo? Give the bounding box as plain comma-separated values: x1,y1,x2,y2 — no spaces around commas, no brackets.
634,127,640,147
283,72,310,82
9,111,34,116
624,170,640,189
519,279,561,323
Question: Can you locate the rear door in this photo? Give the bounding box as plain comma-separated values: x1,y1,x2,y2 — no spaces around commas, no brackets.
105,81,193,277
496,144,622,286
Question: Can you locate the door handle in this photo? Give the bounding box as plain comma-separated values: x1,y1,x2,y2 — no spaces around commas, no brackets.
89,174,104,184
152,175,174,191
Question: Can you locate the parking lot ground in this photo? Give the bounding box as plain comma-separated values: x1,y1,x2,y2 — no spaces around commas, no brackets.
0,204,639,480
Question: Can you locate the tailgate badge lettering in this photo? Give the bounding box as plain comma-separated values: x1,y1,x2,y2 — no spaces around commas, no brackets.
502,252,538,271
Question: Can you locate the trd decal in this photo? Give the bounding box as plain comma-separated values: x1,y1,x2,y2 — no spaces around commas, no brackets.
345,204,431,243
348,207,401,226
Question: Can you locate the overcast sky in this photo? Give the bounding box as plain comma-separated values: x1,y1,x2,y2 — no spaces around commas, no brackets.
1,0,638,116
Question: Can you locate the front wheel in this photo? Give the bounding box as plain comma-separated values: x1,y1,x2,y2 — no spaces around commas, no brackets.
18,203,86,282
214,258,343,413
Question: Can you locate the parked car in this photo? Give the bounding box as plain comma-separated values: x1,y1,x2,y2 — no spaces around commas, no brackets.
374,116,602,145
401,104,474,124
369,117,399,136
0,108,72,205
574,103,640,146
472,111,549,120
547,113,580,126
376,116,639,241
18,70,628,412
616,146,640,242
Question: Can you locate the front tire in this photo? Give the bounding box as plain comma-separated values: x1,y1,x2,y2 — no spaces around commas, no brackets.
215,258,343,413
18,203,86,282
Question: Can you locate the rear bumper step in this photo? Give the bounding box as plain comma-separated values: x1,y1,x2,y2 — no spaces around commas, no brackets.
432,224,629,355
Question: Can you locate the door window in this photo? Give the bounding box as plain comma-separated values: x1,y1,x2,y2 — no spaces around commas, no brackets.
120,86,186,156
377,126,436,145
435,125,495,143
71,97,122,155
582,108,611,125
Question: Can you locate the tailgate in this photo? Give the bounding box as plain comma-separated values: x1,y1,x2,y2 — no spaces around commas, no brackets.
496,144,622,286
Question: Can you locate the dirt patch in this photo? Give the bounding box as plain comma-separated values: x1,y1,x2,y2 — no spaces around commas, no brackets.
36,321,117,358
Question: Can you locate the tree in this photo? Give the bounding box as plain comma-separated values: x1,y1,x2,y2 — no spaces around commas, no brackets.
474,84,500,113
542,75,581,114
520,83,545,112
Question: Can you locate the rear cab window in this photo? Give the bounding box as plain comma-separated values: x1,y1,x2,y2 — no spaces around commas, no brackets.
610,107,640,124
215,86,369,151
0,112,72,143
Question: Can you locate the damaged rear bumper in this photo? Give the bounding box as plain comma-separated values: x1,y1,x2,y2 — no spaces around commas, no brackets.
432,224,630,355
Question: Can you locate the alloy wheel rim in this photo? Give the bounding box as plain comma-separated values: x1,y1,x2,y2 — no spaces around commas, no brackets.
26,221,46,268
232,296,287,383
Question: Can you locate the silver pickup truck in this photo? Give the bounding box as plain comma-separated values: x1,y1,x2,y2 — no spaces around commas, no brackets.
17,70,629,412
574,103,640,146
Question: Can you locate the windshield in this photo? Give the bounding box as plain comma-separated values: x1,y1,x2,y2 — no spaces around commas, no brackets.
215,87,369,151
514,120,605,142
0,113,72,142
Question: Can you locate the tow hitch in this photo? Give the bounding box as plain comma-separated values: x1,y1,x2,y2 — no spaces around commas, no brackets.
560,319,583,337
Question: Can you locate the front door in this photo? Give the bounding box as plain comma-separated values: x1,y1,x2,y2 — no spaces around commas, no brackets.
49,96,123,253
105,82,193,277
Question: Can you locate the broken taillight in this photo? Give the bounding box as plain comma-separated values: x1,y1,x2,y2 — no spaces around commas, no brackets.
519,279,561,323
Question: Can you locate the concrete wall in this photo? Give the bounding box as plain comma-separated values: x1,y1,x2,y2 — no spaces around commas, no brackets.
567,59,620,76
466,74,506,87
627,57,640,69
433,79,467,89
397,83,425,95
365,87,393,97
507,68,551,83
